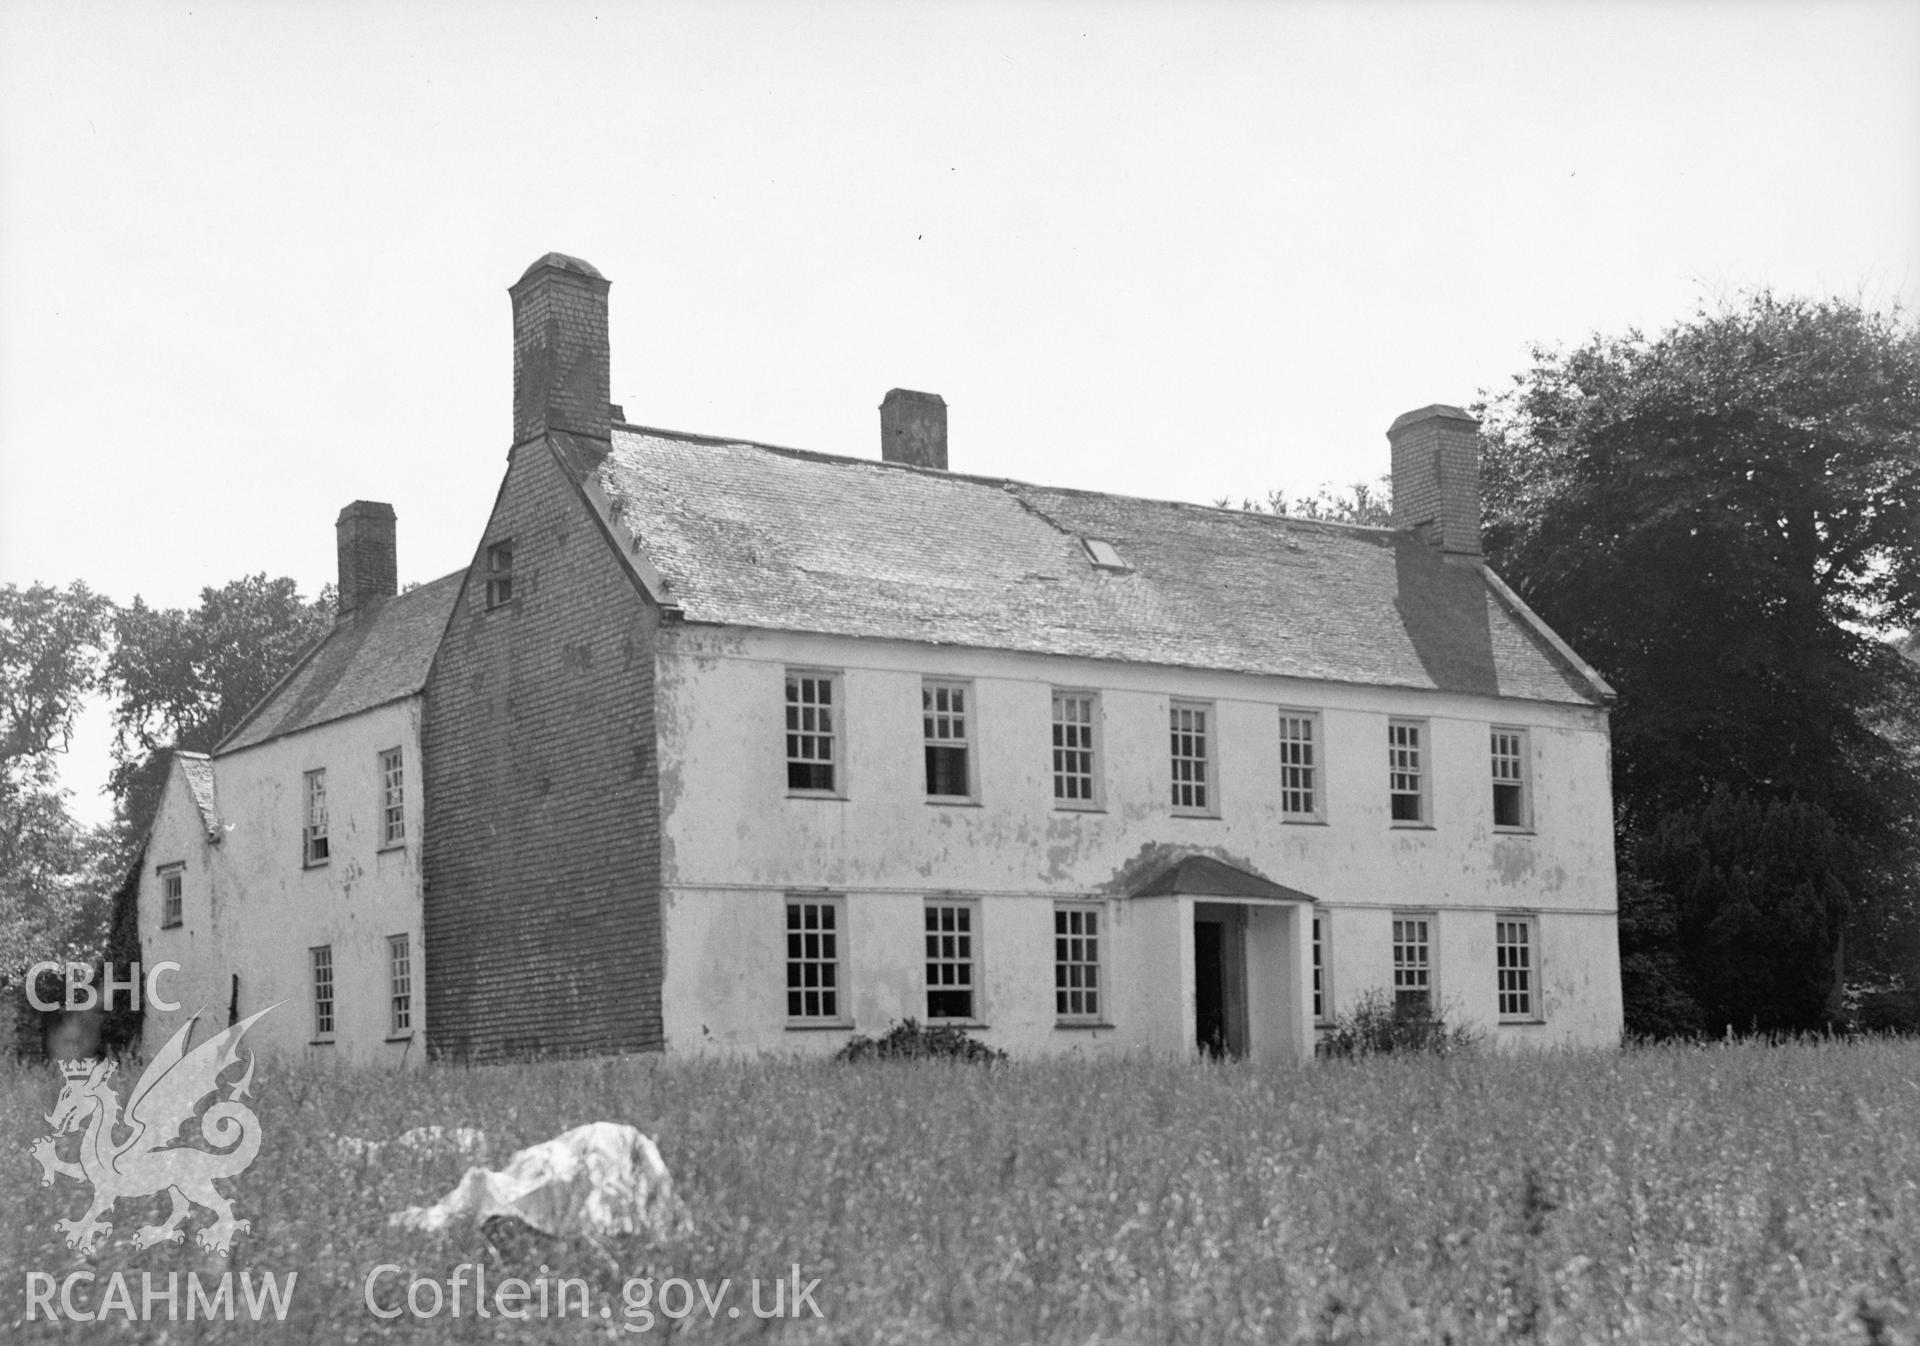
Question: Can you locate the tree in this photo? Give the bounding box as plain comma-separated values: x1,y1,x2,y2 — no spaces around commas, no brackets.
103,574,332,835
0,582,113,979
1217,476,1393,526
1478,293,1920,1025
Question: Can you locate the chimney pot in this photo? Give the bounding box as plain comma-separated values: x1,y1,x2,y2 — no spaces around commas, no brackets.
509,253,611,450
880,389,948,470
1387,404,1482,556
336,500,397,621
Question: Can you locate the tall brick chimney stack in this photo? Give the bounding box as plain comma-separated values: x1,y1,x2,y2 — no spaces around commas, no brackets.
509,253,611,451
336,500,397,621
1387,405,1483,557
880,389,948,470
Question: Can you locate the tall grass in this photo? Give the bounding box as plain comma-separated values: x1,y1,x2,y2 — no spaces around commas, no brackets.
4,1040,1917,1342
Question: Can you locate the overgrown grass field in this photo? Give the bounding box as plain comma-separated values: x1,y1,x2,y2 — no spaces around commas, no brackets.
4,1041,1917,1343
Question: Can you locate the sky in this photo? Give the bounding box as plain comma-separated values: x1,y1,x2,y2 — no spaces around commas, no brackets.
3,0,1917,825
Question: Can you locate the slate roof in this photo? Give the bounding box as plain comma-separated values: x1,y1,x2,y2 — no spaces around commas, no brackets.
218,572,463,753
595,428,1610,706
175,752,222,841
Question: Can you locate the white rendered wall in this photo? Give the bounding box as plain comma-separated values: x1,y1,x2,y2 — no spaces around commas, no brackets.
655,627,1622,1056
138,700,427,1066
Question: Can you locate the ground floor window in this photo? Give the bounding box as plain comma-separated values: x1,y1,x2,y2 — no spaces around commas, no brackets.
311,945,334,1040
1392,915,1431,1014
1312,909,1330,1022
1054,904,1101,1021
1496,916,1537,1020
925,900,978,1020
388,935,412,1035
787,897,846,1022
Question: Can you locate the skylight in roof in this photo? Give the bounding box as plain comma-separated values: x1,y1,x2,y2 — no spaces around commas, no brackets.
1082,538,1130,571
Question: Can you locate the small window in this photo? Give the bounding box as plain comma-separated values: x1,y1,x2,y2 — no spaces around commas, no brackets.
1054,905,1102,1022
1392,915,1431,1014
303,769,330,865
311,945,335,1040
1388,720,1427,825
785,672,840,794
924,900,978,1020
1491,728,1530,830
484,540,514,609
159,864,184,929
1082,538,1130,571
388,935,412,1035
1170,700,1214,814
380,747,406,847
1312,909,1330,1023
786,897,846,1023
1279,712,1321,821
1497,917,1537,1021
1051,691,1099,807
923,680,973,799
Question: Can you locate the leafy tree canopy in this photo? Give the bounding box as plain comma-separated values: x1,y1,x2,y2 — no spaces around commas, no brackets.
1218,477,1393,527
103,574,332,834
1479,294,1920,841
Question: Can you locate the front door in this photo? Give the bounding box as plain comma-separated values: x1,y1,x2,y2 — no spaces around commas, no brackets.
1193,907,1248,1058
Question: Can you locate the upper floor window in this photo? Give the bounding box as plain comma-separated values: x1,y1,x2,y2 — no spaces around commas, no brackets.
159,863,184,929
785,672,840,794
484,540,514,609
303,769,330,865
1496,916,1537,1021
1279,711,1321,821
1392,915,1432,1014
380,747,406,847
1170,700,1214,814
924,900,978,1020
923,680,973,800
389,934,413,1036
1388,720,1427,825
786,896,846,1024
1491,728,1530,830
1051,691,1099,807
311,945,335,1040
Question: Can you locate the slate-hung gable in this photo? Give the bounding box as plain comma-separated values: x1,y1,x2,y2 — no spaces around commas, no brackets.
138,252,1624,1065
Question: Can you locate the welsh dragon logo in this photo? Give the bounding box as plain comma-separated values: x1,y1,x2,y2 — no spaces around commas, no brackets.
30,1004,277,1256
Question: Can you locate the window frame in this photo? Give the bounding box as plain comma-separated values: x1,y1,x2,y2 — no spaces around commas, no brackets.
1312,907,1332,1024
1050,689,1102,811
1387,719,1430,828
785,894,851,1028
1053,902,1106,1025
484,539,514,610
784,669,845,798
302,768,330,867
379,746,406,849
1496,914,1541,1023
1278,709,1324,823
388,934,413,1038
158,863,185,929
1491,726,1532,833
1169,698,1218,817
311,944,335,1042
1392,913,1433,1015
922,678,977,802
923,897,982,1023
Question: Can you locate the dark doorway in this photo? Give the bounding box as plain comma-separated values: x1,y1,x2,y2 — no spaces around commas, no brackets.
1193,908,1248,1058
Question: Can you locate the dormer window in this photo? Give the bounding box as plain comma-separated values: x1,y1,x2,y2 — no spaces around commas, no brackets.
485,541,514,609
1082,538,1129,571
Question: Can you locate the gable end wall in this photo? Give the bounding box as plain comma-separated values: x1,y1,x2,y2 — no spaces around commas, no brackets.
422,440,663,1060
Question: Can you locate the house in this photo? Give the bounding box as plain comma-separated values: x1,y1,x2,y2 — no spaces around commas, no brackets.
143,252,1624,1064
135,531,460,1065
